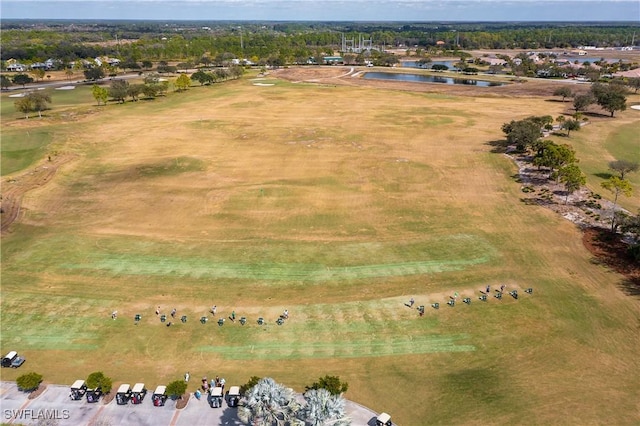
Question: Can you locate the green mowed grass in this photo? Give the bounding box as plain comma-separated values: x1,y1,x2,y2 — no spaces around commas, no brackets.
1,128,53,175
1,74,639,425
567,115,640,212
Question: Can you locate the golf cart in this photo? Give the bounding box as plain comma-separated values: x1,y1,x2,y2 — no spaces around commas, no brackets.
152,385,168,407
227,386,241,407
209,386,224,408
131,383,147,404
116,384,132,405
1,351,26,368
86,387,102,403
69,380,87,400
376,412,393,426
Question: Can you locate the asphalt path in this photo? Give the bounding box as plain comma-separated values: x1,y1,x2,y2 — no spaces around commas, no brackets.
0,381,381,425
2,73,143,92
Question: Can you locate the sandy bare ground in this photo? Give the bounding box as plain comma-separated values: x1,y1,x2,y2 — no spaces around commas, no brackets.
272,66,592,98
1,153,76,234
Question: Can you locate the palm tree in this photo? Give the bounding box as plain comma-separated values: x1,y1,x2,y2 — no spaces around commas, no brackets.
238,377,301,426
298,388,351,426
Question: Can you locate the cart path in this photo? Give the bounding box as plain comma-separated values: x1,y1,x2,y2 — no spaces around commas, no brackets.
1,153,76,235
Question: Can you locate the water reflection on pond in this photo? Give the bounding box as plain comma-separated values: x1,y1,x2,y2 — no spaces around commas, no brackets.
363,72,504,87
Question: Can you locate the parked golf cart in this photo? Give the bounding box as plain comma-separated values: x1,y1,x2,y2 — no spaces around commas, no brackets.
209,386,224,408
86,387,102,403
1,351,26,368
152,385,168,407
69,380,87,400
131,383,147,404
376,412,393,426
227,386,241,407
116,384,132,405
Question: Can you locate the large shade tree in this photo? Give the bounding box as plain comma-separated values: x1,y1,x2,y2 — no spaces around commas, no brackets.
591,82,627,117
553,86,573,102
14,92,52,118
573,93,594,113
238,377,301,426
609,159,639,180
12,73,34,87
109,80,129,103
501,118,542,152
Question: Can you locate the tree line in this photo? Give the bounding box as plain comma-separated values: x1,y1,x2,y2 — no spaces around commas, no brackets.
2,21,639,66
501,88,639,258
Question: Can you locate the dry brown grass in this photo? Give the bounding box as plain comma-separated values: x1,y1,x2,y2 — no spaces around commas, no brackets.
2,71,639,425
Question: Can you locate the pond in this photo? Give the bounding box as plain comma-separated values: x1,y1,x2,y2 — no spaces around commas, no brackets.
363,72,504,87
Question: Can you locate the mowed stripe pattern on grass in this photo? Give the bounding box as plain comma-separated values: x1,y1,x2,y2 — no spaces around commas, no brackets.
65,255,491,280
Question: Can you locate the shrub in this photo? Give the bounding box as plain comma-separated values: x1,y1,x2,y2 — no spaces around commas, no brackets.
166,380,187,400
239,376,261,395
86,371,113,394
16,372,43,392
305,375,348,396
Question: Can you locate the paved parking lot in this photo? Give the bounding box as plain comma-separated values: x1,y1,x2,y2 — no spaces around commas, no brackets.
0,382,380,425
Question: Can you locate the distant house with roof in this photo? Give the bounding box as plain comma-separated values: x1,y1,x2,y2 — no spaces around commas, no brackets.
486,57,508,66
323,56,343,65
94,57,121,67
5,59,27,72
6,63,27,72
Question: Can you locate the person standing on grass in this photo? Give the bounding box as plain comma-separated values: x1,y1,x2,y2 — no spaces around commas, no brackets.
185,372,190,382
409,298,415,307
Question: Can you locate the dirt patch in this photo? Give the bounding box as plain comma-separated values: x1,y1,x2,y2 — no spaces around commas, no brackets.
175,393,189,409
582,227,640,296
508,150,616,229
102,392,115,404
28,383,47,399
273,66,589,98
1,153,76,234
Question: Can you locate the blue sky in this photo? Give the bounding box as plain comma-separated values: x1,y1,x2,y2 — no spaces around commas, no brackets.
1,0,639,21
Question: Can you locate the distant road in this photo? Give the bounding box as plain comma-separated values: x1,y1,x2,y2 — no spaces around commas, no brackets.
2,73,143,92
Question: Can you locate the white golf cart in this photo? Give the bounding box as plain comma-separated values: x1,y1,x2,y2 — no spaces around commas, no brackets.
209,386,224,408
131,383,147,404
69,380,87,400
116,383,132,405
376,412,393,426
227,385,241,407
152,385,168,407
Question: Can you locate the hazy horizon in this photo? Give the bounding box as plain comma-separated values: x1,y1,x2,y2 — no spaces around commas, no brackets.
2,0,639,22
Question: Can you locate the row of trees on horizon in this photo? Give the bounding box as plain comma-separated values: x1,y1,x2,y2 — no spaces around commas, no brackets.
1,22,639,66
